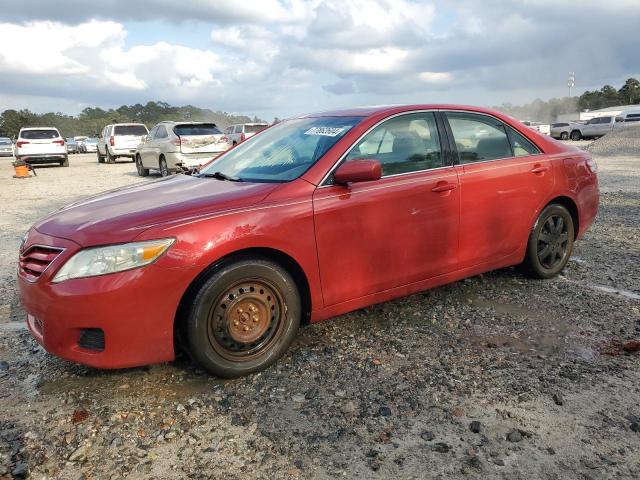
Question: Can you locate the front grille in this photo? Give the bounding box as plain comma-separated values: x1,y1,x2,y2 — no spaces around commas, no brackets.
19,245,64,281
78,329,105,351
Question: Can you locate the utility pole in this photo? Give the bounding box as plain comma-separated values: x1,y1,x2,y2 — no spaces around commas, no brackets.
568,72,576,97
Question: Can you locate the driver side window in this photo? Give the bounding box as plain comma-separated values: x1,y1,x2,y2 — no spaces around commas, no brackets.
344,112,443,177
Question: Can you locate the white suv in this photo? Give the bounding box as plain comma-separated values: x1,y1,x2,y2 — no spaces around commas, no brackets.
16,127,68,166
97,123,149,163
224,123,268,145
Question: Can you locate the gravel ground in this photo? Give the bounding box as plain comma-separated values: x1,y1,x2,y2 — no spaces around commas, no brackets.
1,153,639,479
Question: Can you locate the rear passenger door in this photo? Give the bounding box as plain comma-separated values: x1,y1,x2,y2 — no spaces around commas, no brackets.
443,111,554,268
140,126,158,167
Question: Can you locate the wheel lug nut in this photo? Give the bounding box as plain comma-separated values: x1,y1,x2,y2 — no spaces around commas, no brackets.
233,320,239,326
243,326,249,332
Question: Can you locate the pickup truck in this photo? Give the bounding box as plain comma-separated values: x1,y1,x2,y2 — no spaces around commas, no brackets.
569,116,618,141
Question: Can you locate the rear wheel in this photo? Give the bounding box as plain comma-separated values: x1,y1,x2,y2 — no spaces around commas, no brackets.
184,258,301,378
523,204,574,279
136,155,149,177
159,156,169,177
560,132,569,140
570,130,582,141
60,155,69,167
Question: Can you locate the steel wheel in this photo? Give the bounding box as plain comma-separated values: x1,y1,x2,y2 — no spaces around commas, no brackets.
185,258,301,378
536,214,569,269
207,279,284,361
523,203,575,279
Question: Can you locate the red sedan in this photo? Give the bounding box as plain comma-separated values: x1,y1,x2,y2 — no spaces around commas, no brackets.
18,105,599,377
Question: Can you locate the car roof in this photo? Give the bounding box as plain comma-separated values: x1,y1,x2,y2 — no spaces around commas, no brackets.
303,104,510,118
159,121,216,125
20,126,59,130
109,123,147,126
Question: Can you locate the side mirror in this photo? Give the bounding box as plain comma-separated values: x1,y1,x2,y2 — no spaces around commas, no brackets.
333,159,382,185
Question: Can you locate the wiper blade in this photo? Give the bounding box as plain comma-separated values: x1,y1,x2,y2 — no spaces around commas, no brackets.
199,171,242,182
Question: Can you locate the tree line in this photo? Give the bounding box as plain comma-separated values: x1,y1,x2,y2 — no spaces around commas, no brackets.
494,78,640,123
0,101,264,139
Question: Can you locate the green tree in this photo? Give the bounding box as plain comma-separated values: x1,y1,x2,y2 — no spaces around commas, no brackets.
619,78,640,104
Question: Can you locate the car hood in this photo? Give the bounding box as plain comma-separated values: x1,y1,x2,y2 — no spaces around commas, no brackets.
35,175,280,246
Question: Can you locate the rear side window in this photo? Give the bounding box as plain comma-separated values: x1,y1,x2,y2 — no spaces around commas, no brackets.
507,128,541,157
446,112,512,163
344,112,443,176
552,123,569,127
20,129,59,139
174,124,221,136
113,125,148,136
234,125,243,134
155,126,168,139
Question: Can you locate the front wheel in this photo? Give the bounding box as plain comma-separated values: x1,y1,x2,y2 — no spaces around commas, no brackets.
106,149,115,164
570,130,582,141
184,258,301,378
97,150,105,163
522,204,574,279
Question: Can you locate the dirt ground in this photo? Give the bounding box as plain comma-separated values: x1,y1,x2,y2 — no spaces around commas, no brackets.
1,153,639,479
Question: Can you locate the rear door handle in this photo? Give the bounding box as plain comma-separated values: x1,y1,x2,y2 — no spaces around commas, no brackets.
531,165,549,174
431,182,458,193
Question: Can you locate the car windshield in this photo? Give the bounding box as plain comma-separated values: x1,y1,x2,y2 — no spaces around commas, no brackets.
21,129,58,139
0,138,11,144
174,124,221,136
200,116,363,183
114,125,148,136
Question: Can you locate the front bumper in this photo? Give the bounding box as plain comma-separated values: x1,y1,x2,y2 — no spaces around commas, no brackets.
18,230,192,369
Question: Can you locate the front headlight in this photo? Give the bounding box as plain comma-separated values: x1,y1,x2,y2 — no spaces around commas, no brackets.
52,238,175,283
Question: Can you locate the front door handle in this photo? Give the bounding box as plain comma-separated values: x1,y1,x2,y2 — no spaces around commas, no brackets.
431,182,458,193
531,165,549,174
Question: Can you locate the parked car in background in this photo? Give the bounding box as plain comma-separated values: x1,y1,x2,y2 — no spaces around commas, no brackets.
616,108,640,123
568,116,616,140
550,122,576,140
97,123,149,163
74,136,88,152
0,137,14,157
18,104,599,378
224,122,268,145
82,138,98,153
522,121,551,136
15,127,68,166
65,138,79,154
135,121,231,177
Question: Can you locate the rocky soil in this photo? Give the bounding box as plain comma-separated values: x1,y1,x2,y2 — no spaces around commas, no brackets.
586,124,640,157
1,154,639,479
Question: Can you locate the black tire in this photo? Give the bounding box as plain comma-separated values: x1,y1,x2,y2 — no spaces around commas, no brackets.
97,149,105,163
159,156,169,177
184,258,301,378
60,155,69,167
570,130,582,141
135,155,149,177
522,204,574,279
106,149,115,164
560,132,569,140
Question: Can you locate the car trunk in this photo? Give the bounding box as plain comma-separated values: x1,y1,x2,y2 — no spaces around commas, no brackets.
18,130,65,155
174,124,228,155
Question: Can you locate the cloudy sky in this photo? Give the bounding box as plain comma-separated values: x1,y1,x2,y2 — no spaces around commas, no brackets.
0,0,639,120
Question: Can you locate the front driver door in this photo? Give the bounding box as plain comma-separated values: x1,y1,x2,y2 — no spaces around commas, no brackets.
313,111,460,307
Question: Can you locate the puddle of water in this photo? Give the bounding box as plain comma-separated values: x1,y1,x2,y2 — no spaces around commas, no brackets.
462,293,534,318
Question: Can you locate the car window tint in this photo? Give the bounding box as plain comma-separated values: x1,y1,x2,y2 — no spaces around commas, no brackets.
156,126,168,138
234,125,242,134
344,112,443,176
507,128,541,157
174,124,221,136
446,112,512,163
114,125,148,136
20,129,59,139
245,125,266,133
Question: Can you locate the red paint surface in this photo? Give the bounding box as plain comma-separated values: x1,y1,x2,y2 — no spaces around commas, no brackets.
18,105,599,369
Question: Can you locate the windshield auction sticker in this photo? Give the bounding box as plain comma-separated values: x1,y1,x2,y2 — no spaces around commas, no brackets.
304,127,345,137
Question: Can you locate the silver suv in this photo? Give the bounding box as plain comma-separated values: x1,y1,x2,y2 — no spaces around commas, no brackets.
135,121,231,176
224,123,268,145
97,123,149,163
